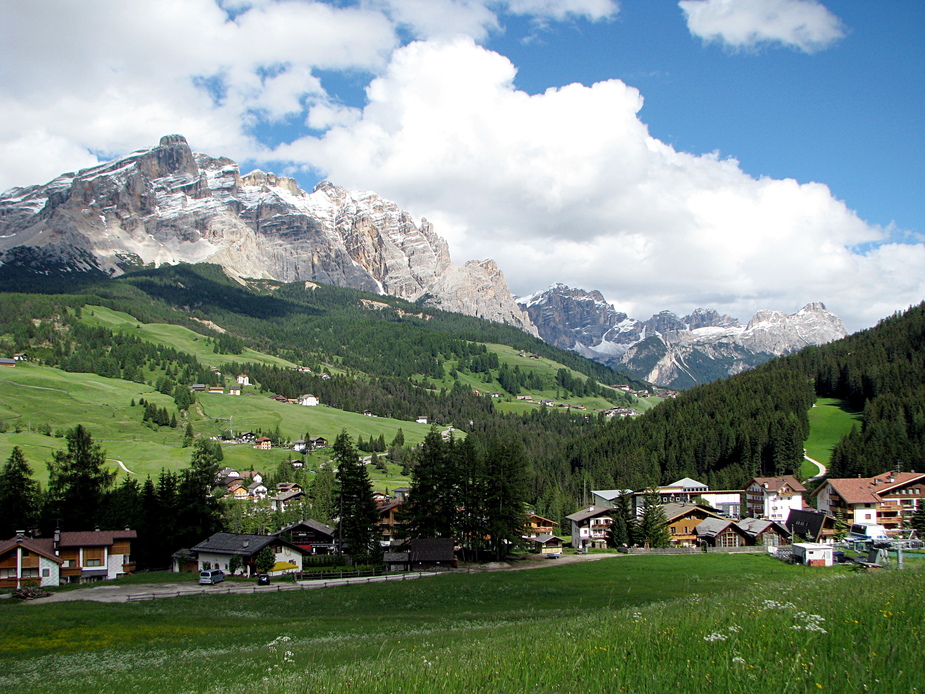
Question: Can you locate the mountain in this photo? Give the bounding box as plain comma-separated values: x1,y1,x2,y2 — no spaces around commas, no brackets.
518,284,847,388
0,135,536,335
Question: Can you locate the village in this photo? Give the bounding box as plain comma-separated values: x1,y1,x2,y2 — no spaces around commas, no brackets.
3,465,922,590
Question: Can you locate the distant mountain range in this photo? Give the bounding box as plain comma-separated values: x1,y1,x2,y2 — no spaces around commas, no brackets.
0,135,847,387
518,285,847,389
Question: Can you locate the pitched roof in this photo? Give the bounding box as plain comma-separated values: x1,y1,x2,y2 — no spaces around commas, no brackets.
785,509,836,541
749,476,807,493
0,536,64,564
278,519,336,537
532,533,563,544
818,471,925,504
695,518,736,537
664,477,709,491
661,502,723,523
736,518,790,538
566,505,612,522
39,529,137,548
191,532,277,556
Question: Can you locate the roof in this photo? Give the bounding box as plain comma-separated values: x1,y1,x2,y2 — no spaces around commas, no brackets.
695,518,736,537
736,518,790,538
664,477,709,491
526,513,558,525
661,502,723,523
191,532,277,556
377,499,404,513
278,519,336,537
44,529,137,548
273,489,304,503
409,538,455,562
532,533,563,544
591,489,632,501
0,536,64,564
749,476,807,493
566,505,612,522
817,472,925,504
786,508,836,541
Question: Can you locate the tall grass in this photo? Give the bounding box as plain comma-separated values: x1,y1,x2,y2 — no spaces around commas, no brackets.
0,556,920,693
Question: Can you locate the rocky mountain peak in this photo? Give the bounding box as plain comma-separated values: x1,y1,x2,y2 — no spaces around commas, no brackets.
0,136,534,335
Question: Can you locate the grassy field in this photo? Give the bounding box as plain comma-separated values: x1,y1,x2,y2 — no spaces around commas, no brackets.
80,305,298,370
0,555,920,693
805,398,863,465
0,362,423,487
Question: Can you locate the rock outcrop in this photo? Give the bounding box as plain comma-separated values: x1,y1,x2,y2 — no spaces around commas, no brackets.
0,135,535,334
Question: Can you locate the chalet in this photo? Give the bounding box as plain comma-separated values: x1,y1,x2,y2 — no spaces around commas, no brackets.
254,437,272,450
530,533,564,555
319,372,331,380
377,499,405,543
12,352,27,361
744,476,807,522
5,529,137,584
248,481,269,499
383,538,456,571
0,358,15,367
372,491,389,503
813,471,925,533
786,508,839,543
188,532,307,576
228,387,241,396
695,518,751,548
631,479,742,519
524,513,558,539
237,374,250,386
566,505,612,549
278,520,337,554
0,535,63,588
393,487,411,500
277,482,303,494
189,384,206,392
270,488,304,512
208,386,224,394
228,484,250,500
309,436,328,449
735,518,791,546
662,503,726,547
416,416,428,425
299,394,319,407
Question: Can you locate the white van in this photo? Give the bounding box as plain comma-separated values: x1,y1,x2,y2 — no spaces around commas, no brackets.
848,523,889,542
199,569,225,585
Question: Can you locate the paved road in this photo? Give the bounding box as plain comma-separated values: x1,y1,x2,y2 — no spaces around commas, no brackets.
804,454,827,480
24,572,438,604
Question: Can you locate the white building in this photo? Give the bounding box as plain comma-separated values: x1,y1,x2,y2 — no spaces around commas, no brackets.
299,393,319,407
745,476,807,522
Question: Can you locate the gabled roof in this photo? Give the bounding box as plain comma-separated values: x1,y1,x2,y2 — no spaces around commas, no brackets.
35,529,137,549
273,489,304,503
786,508,836,541
191,532,277,556
749,476,807,494
532,533,563,544
278,519,336,538
0,536,64,564
409,538,455,562
526,513,559,525
591,489,632,502
695,518,737,538
565,505,612,522
377,499,404,513
736,517,790,538
664,477,709,491
815,472,925,504
661,503,723,523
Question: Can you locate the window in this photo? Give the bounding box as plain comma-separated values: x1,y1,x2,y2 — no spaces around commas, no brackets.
85,559,102,567
42,568,50,577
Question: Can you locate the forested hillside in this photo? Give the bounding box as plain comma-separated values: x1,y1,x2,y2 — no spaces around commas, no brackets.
567,301,925,491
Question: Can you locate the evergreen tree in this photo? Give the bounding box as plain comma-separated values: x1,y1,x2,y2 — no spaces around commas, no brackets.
637,489,671,548
403,429,460,539
311,466,337,525
481,434,529,560
174,439,224,550
43,425,116,531
333,431,380,563
0,447,40,537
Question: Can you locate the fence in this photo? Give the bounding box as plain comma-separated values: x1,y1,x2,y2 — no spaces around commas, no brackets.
619,545,769,555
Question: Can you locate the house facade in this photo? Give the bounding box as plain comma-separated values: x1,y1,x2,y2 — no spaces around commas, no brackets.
298,394,319,407
1,529,136,585
278,520,337,555
745,476,807,522
524,513,558,539
566,506,613,549
813,471,925,533
662,503,725,547
0,536,63,588
189,532,306,575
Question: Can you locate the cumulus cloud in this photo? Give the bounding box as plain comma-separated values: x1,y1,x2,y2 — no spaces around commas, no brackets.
279,39,922,331
679,0,846,53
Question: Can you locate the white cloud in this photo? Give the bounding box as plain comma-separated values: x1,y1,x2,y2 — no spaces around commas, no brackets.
278,39,923,331
679,0,845,53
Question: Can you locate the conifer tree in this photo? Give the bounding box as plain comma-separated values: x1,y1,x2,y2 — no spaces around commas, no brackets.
637,489,671,548
333,431,380,563
43,425,116,532
0,447,40,537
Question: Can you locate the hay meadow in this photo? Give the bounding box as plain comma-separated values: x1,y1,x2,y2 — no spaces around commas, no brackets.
1,554,921,694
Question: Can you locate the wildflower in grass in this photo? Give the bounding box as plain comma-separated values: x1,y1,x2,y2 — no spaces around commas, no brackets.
727,625,742,633
732,657,746,664
703,632,728,642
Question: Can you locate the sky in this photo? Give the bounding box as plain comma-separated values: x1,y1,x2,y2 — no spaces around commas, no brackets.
1,0,923,332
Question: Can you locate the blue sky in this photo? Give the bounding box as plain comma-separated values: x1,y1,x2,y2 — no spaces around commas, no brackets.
1,0,922,331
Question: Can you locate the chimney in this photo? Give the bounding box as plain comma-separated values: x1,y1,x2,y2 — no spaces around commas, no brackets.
53,527,61,552
15,529,25,538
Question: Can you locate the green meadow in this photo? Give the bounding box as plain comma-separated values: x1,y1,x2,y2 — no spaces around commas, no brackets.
0,361,427,488
0,555,920,693
801,397,863,477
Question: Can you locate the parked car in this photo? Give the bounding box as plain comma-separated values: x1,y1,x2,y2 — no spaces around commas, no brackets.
199,569,225,585
256,573,270,585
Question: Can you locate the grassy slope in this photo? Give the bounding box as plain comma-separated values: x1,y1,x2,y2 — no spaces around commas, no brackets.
0,362,426,488
804,397,863,467
0,555,920,694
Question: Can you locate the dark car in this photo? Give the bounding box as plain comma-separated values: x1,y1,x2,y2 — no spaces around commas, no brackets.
256,573,270,585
